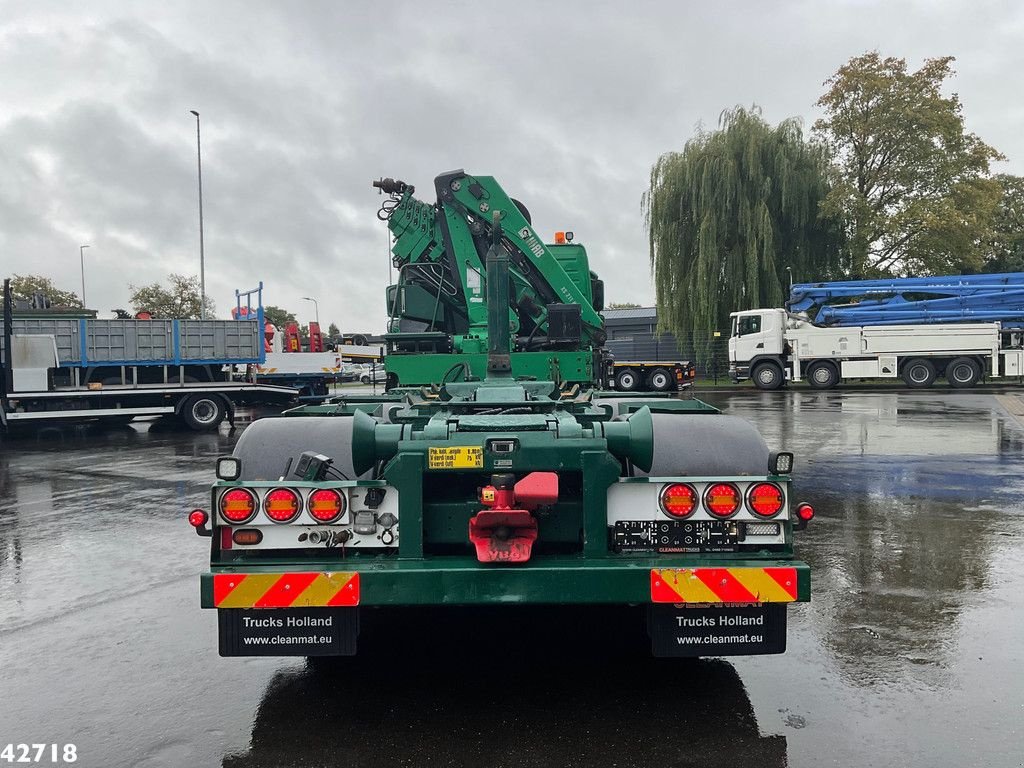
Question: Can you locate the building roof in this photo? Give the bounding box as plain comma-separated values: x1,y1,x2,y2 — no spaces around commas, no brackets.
601,306,657,321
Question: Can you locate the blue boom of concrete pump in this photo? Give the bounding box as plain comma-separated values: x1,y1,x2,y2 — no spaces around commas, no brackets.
786,272,1024,328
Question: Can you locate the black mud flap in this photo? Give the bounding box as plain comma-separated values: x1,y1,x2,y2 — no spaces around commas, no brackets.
218,608,359,657
648,603,787,657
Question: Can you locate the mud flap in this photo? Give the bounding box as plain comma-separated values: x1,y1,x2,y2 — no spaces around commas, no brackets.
648,604,787,657
218,607,359,657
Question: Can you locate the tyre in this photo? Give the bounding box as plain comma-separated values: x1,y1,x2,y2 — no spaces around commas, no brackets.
806,361,840,390
642,414,770,476
352,334,368,347
360,375,370,384
946,357,981,388
615,369,640,391
751,362,784,390
648,367,673,392
902,358,937,388
181,394,226,430
385,373,399,391
232,416,359,480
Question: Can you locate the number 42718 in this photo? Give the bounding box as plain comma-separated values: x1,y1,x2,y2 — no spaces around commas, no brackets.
0,745,77,764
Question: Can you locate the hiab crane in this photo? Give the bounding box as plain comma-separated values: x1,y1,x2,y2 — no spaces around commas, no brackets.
730,273,1024,389
191,193,813,659
375,170,610,389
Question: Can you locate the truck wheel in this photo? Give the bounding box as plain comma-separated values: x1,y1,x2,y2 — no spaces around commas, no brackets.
352,334,367,347
751,362,784,390
807,361,839,390
902,359,937,388
181,394,226,430
232,416,359,480
615,369,640,391
947,357,981,388
648,368,672,392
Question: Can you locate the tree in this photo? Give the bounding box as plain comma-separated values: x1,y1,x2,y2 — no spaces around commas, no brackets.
606,302,642,310
263,305,297,329
129,273,214,319
982,175,1024,273
645,106,844,347
327,322,340,338
9,274,82,308
814,52,1004,276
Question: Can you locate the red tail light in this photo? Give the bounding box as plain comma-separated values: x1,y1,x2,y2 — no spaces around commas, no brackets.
704,482,740,518
747,482,785,518
264,488,301,523
660,483,697,518
796,503,815,521
308,489,345,523
188,509,208,528
220,488,257,524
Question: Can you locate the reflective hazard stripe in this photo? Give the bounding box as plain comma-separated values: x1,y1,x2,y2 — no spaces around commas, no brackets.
651,567,797,603
214,572,360,608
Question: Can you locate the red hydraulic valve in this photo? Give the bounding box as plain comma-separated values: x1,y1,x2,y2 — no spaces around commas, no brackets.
469,472,558,564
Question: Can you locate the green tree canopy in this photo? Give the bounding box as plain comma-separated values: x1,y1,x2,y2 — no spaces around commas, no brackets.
263,305,297,329
327,322,340,337
9,274,82,308
814,52,1004,276
645,106,844,343
982,175,1024,273
129,273,214,319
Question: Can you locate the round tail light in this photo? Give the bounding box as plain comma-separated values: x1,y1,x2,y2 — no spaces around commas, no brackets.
704,482,740,518
747,482,785,518
264,488,301,523
660,483,697,518
188,509,208,528
796,503,815,521
308,489,346,524
220,488,257,524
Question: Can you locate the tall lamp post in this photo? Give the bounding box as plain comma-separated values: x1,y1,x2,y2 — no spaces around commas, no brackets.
785,266,793,291
79,244,90,307
189,110,206,320
302,296,320,327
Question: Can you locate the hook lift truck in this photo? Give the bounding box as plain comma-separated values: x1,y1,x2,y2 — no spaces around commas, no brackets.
191,171,813,658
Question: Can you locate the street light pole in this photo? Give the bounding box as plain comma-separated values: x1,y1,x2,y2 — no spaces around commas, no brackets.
302,296,320,327
189,110,206,320
79,244,90,307
785,266,794,291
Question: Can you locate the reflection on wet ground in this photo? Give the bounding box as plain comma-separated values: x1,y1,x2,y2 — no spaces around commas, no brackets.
2,393,1024,767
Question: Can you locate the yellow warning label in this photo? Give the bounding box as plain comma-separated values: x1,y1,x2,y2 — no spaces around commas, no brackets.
428,446,484,469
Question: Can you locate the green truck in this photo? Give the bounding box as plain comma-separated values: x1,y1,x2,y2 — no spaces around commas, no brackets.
190,175,813,657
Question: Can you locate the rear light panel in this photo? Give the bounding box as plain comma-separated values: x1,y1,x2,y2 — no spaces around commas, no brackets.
211,483,400,551
609,479,791,523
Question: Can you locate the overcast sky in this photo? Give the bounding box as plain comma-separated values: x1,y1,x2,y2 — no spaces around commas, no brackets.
2,1,1022,331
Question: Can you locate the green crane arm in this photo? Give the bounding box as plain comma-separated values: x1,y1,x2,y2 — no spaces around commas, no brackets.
376,170,606,350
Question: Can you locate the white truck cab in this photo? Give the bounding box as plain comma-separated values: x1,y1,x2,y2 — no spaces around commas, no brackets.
729,309,787,388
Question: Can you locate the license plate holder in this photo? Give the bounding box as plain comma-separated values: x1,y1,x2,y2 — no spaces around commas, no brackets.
648,603,787,657
218,607,359,657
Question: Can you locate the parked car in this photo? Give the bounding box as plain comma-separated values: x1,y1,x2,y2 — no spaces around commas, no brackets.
359,363,385,384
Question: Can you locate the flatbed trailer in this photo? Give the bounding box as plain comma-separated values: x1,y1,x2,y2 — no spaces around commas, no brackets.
1,280,298,430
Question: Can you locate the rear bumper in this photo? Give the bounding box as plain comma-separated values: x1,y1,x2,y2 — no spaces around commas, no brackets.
201,557,811,608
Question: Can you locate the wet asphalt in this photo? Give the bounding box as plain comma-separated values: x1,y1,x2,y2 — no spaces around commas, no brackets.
1,391,1023,768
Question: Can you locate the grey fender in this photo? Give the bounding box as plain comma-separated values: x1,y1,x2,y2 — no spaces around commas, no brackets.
232,416,360,481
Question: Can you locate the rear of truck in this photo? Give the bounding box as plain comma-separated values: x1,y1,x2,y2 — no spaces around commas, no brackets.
192,392,812,658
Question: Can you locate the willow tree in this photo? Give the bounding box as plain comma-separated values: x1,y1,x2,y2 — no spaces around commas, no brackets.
645,106,845,349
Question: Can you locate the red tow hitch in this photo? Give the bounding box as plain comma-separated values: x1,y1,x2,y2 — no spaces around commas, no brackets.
469,472,558,563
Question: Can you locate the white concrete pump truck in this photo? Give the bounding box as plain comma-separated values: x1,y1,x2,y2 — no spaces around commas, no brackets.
729,274,1024,390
